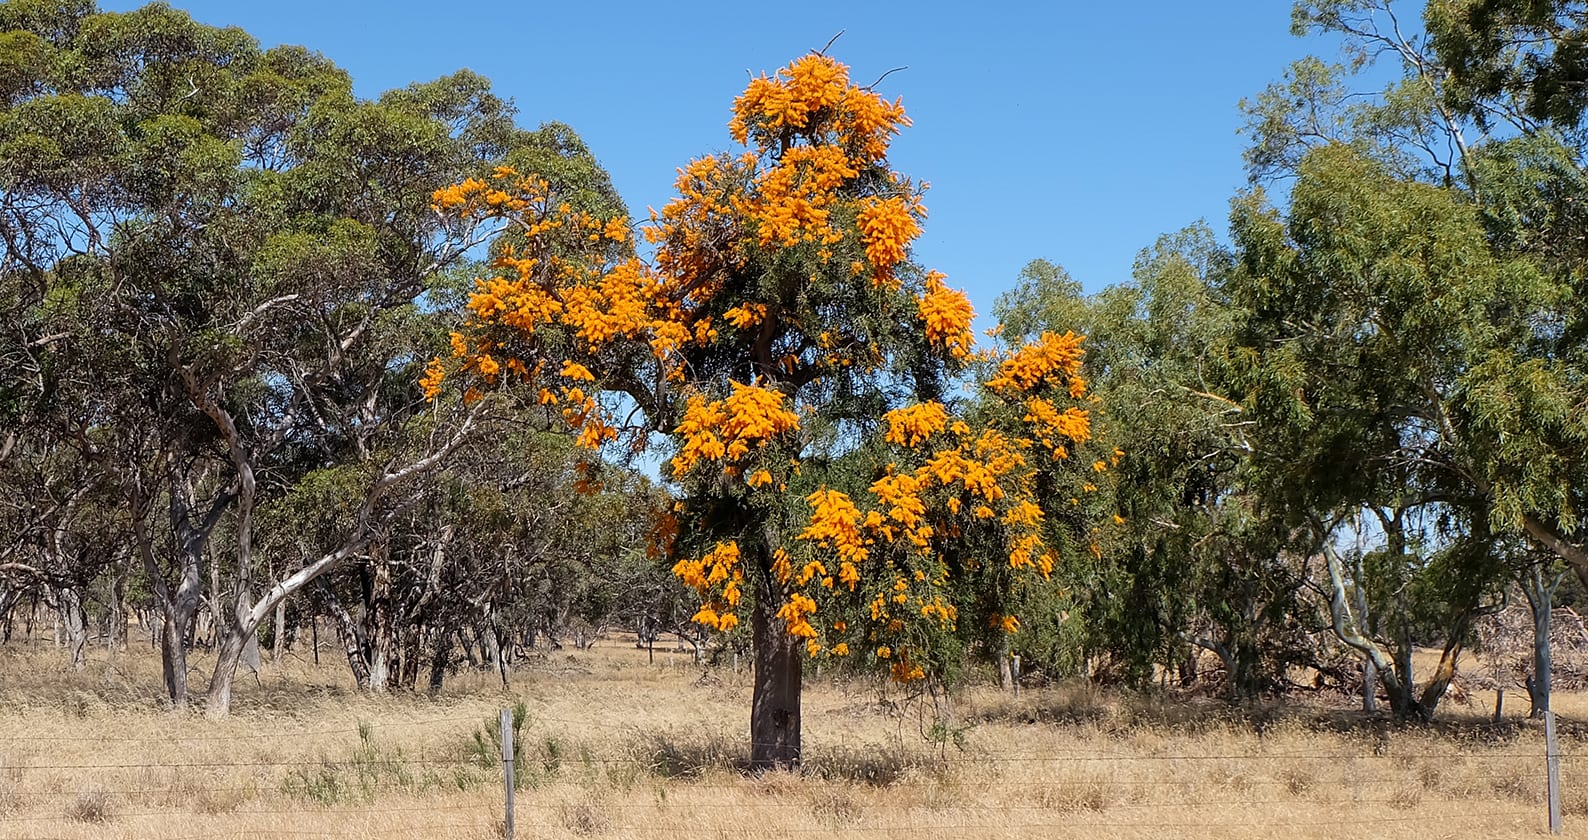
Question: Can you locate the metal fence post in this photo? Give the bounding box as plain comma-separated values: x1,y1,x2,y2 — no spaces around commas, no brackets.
501,707,515,840
1547,709,1562,835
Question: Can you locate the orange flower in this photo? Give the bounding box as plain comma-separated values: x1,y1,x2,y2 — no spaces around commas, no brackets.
856,196,920,284
884,402,948,447
419,358,446,400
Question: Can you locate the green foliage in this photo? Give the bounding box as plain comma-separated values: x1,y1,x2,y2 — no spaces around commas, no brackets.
1222,3,1588,712
468,702,527,783
993,225,1318,696
281,720,476,805
0,0,639,709
1424,0,1588,130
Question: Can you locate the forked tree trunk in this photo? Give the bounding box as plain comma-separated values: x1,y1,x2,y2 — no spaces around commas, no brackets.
56,586,88,669
318,585,372,689
1414,638,1464,720
750,573,801,771
207,626,248,715
238,580,261,675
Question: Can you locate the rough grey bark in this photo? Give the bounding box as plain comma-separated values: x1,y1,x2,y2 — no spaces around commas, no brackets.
749,554,801,771
1363,660,1379,713
366,538,395,693
54,586,87,669
428,627,455,693
319,584,371,690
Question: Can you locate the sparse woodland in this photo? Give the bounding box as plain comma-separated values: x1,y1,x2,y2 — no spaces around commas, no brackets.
3,2,1588,835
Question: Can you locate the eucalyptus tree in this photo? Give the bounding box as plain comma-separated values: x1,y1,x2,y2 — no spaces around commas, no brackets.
291,422,676,694
0,0,623,712
996,227,1324,698
1228,0,1588,716
1246,1,1588,585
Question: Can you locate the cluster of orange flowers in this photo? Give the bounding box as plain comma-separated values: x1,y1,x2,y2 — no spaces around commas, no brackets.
729,53,909,164
672,540,744,632
669,381,801,478
425,168,677,454
918,271,976,359
856,196,921,285
986,330,1088,395
782,327,1098,680
884,401,949,447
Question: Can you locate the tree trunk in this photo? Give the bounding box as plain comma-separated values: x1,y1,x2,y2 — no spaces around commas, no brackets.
459,625,480,668
272,599,287,664
238,579,261,675
1326,544,1414,718
136,472,219,709
1178,650,1200,688
206,624,249,717
319,585,371,690
0,586,18,643
479,617,502,672
749,575,801,771
1363,660,1378,713
479,611,509,689
428,626,454,694
196,406,476,715
1415,638,1463,720
110,562,129,650
56,586,88,669
367,542,394,693
1391,627,1417,717
997,635,1013,690
161,608,191,705
1524,565,1557,719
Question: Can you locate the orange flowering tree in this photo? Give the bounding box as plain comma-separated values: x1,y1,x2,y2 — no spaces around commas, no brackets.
427,52,1098,768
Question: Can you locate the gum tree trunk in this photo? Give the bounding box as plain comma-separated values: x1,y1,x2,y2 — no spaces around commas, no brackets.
55,586,88,669
1524,565,1560,719
272,599,287,664
366,540,394,693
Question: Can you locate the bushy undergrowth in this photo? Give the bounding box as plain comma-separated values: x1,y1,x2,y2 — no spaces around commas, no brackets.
283,720,490,805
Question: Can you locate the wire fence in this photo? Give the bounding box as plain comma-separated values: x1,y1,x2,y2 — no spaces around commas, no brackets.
0,708,1573,839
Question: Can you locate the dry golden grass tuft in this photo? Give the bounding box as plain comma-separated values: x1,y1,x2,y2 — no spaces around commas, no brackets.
0,637,1579,838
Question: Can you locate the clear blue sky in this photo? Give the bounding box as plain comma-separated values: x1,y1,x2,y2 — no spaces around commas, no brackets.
104,1,1338,320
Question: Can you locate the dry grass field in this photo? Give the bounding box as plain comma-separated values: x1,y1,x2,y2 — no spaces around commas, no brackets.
0,635,1581,839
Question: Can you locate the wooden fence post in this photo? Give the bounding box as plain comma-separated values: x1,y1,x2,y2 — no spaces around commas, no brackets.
1547,709,1562,835
501,707,515,840
1012,655,1021,698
